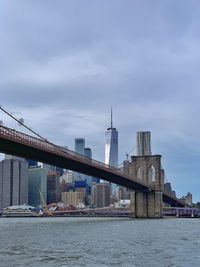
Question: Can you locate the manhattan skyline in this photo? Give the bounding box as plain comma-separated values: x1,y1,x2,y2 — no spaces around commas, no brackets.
1,0,200,202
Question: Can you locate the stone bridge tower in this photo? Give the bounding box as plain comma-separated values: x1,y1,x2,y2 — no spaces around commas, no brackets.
124,155,163,218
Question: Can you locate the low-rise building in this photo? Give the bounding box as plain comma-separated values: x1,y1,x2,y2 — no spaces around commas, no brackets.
61,191,84,207
180,192,193,206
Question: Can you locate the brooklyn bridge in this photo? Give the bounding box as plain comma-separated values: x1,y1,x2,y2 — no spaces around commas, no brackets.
0,106,185,218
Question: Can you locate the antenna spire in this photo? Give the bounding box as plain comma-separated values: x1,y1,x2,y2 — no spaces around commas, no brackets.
111,106,113,128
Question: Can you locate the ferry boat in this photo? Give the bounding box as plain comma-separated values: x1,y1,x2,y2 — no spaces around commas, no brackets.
2,205,40,217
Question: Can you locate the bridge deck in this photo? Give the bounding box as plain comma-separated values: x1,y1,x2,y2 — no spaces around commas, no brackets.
0,125,184,206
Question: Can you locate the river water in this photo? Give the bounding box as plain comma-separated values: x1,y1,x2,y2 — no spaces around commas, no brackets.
0,217,199,267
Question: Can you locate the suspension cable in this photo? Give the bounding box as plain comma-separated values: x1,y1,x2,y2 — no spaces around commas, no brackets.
0,105,70,156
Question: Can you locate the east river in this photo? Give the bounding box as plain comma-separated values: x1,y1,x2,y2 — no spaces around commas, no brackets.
0,217,200,267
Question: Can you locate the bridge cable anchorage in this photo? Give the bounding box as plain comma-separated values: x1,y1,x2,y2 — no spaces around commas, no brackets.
0,105,71,156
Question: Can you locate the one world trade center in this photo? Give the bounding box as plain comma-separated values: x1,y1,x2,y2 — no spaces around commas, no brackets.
105,108,118,193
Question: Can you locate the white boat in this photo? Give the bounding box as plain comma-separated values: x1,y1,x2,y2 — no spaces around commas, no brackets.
2,204,39,217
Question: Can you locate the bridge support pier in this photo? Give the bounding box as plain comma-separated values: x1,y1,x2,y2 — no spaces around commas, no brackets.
130,191,136,217
131,190,163,218
147,191,163,218
135,192,147,218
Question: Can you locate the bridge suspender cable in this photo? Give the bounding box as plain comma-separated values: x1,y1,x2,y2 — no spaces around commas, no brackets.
0,105,47,142
0,105,69,155
0,105,128,174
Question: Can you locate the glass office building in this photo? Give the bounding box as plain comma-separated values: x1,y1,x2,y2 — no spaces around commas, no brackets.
75,138,85,156
105,109,118,195
105,110,118,167
105,129,118,167
74,138,85,181
84,147,93,186
28,167,48,207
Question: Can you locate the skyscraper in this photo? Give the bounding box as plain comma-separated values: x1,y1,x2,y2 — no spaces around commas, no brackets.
75,138,85,156
0,158,28,213
136,131,152,156
28,167,48,207
84,147,93,186
105,108,118,195
91,182,111,208
74,138,85,181
105,108,118,167
84,147,92,159
47,171,61,205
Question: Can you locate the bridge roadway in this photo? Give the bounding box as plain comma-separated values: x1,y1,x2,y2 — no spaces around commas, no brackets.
0,125,184,207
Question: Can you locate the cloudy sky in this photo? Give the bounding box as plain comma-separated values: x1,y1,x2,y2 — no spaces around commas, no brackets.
1,0,200,201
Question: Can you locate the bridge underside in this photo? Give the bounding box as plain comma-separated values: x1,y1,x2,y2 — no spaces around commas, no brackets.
0,137,148,191
163,194,184,207
0,137,184,208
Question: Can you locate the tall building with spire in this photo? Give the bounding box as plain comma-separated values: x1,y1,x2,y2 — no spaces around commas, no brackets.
105,108,118,195
105,108,118,167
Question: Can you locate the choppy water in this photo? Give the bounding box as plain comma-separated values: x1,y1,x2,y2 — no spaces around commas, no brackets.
0,217,200,267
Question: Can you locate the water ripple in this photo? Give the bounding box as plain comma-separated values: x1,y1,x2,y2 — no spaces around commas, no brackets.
0,217,200,267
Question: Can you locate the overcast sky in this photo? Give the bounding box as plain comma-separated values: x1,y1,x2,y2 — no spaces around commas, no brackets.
1,0,200,201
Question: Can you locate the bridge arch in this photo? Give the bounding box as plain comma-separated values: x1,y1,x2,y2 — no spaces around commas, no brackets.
148,164,156,184
129,155,162,188
136,166,144,180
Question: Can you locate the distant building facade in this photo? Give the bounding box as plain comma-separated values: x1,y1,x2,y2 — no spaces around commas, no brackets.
91,183,111,208
75,138,85,156
26,159,38,168
43,163,57,172
0,158,28,213
118,186,130,200
181,192,193,206
74,138,85,181
84,147,93,186
91,177,100,184
28,167,48,207
47,171,61,204
61,191,84,207
60,171,74,184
